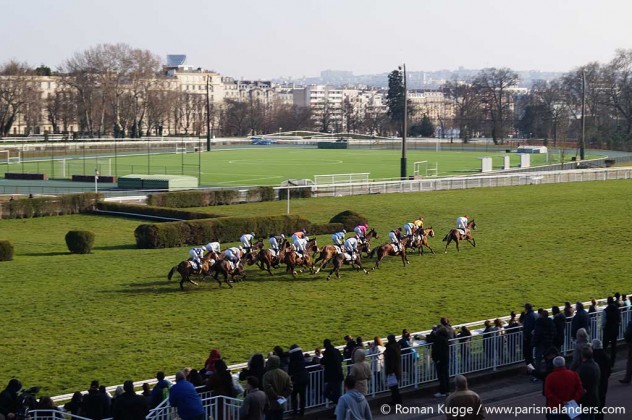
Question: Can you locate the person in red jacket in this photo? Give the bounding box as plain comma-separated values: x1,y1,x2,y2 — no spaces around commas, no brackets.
544,356,584,419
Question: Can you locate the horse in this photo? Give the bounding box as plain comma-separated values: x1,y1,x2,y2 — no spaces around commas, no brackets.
404,227,436,255
443,220,477,253
369,236,413,269
167,258,215,290
358,228,379,256
326,251,368,280
246,248,282,276
284,238,317,278
211,259,246,287
314,239,371,274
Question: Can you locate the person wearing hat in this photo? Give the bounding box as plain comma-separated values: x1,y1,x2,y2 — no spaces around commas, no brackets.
522,303,538,367
544,357,583,415
240,232,256,254
0,378,22,420
384,334,402,405
332,229,346,248
456,214,470,237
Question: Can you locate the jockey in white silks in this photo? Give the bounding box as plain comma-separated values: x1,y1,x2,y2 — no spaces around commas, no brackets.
224,246,242,268
456,215,469,236
205,242,221,254
344,236,359,260
188,247,205,270
388,229,400,251
293,236,308,257
268,234,283,256
240,233,256,253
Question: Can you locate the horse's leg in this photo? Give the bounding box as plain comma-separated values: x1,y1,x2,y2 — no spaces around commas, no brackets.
470,237,476,247
455,238,460,252
444,236,452,253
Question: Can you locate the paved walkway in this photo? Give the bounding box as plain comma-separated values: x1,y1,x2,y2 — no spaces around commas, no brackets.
369,353,631,419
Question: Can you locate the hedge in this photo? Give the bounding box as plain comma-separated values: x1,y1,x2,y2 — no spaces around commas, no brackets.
146,190,240,208
309,223,344,235
246,186,275,202
65,230,95,254
96,202,222,221
0,240,14,261
329,210,369,230
0,193,102,219
135,215,313,249
278,187,312,200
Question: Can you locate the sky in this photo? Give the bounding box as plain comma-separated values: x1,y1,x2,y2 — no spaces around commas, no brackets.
1,0,631,80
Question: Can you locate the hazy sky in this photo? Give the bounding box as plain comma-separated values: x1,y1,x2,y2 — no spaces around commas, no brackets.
2,0,630,80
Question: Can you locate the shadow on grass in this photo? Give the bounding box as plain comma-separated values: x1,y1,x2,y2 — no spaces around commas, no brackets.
21,251,72,257
93,244,138,251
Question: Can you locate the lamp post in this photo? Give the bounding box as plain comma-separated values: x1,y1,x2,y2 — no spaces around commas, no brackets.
206,75,212,152
94,169,99,193
580,70,586,160
400,63,408,179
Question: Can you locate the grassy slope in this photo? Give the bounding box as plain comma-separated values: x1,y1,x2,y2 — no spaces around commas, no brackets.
0,180,630,395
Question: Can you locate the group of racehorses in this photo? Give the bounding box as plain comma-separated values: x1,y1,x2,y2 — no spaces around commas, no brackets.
167,220,476,290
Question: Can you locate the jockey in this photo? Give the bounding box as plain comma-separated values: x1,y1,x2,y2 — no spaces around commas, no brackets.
293,236,308,257
224,246,242,266
269,233,284,256
388,229,400,245
291,229,307,243
353,224,368,243
332,229,346,247
413,216,425,236
204,241,221,254
456,214,469,236
402,222,416,239
188,246,205,270
240,232,256,253
344,236,359,260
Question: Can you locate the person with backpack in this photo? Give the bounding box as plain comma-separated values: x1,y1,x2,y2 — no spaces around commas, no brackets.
619,321,632,384
150,372,171,408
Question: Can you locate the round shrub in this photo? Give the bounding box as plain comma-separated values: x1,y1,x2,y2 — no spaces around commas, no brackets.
65,230,95,254
0,240,14,261
329,210,368,231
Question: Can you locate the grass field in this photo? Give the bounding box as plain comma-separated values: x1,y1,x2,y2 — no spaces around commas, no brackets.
1,147,597,186
1,179,630,396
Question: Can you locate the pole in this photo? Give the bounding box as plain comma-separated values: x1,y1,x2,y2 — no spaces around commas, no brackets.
206,75,212,152
400,64,408,179
286,185,290,215
580,70,586,160
94,169,99,193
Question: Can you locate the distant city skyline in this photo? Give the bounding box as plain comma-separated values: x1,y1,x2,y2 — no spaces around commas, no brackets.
2,0,630,80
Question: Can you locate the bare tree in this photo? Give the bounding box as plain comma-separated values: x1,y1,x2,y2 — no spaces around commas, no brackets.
0,61,40,137
443,81,482,142
473,67,519,144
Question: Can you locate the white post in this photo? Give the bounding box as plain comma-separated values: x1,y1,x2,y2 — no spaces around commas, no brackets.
286,184,290,215
95,169,99,193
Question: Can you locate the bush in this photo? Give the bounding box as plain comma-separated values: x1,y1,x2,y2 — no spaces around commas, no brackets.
134,215,312,249
247,186,276,202
329,210,368,231
309,223,344,235
0,240,14,261
0,193,101,219
65,231,95,254
96,202,221,221
147,190,240,208
278,187,312,200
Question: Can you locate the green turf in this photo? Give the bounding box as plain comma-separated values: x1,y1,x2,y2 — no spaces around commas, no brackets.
1,147,598,186
0,180,630,396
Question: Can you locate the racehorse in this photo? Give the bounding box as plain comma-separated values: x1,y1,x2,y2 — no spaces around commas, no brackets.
370,236,413,269
211,259,246,287
284,238,317,278
167,258,215,290
314,240,371,274
246,248,282,276
404,227,436,255
326,251,368,280
443,220,477,253
358,228,379,256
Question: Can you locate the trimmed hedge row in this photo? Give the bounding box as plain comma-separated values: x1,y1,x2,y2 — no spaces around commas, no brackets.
96,202,222,221
309,223,345,235
0,193,102,219
246,187,275,202
135,215,313,249
147,190,240,208
278,187,312,200
0,240,13,261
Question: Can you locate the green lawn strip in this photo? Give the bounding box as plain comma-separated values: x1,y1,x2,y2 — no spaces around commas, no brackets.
0,180,629,395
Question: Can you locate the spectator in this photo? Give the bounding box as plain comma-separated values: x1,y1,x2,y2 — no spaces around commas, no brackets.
141,383,152,406
342,335,357,362
507,311,520,329
533,309,556,371
398,329,413,353
398,328,417,382
494,318,507,363
262,355,293,420
206,359,237,399
186,369,204,388
150,372,171,409
456,326,472,371
204,349,222,376
169,371,204,420
576,345,601,418
82,380,110,420
551,306,566,352
273,346,290,372
239,354,266,388
37,396,63,420
482,320,494,363
602,296,621,367
571,302,590,339
288,344,308,417
239,376,266,420
311,347,323,365
588,298,598,314
563,301,575,318
334,375,372,420
570,328,589,371
321,339,344,407
592,339,611,420
367,336,386,385
528,347,560,393
349,348,371,396
432,326,450,398
112,380,149,420
0,379,22,420
544,357,583,416
384,334,402,405
621,320,632,385
522,303,538,367
444,375,484,420
63,391,83,416
440,317,456,339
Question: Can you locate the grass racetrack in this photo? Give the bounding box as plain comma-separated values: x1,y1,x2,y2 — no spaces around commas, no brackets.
1,179,630,395
1,146,597,186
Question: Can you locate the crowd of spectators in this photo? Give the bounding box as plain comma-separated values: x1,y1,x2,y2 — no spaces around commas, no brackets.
2,294,630,420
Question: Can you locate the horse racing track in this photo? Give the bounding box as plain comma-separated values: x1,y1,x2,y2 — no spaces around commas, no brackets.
0,180,630,396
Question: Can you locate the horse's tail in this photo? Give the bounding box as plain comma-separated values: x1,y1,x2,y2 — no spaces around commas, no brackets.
167,265,178,281
369,246,377,258
442,231,450,242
